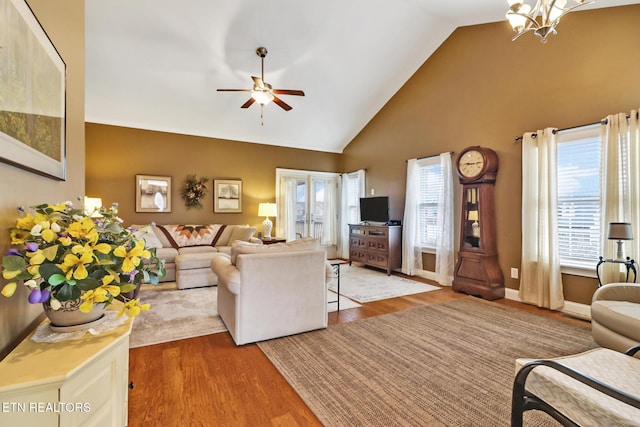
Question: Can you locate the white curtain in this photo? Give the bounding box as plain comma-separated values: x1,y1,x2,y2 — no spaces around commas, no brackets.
338,170,365,258
600,110,640,283
435,152,455,286
276,176,298,241
402,158,421,275
323,179,337,246
520,129,565,309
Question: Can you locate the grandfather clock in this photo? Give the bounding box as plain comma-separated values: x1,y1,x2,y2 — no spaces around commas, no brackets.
452,146,504,300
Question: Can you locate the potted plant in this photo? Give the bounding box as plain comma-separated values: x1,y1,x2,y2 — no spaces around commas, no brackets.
1,201,165,326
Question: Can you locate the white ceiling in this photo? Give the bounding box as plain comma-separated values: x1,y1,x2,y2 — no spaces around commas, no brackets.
85,1,638,153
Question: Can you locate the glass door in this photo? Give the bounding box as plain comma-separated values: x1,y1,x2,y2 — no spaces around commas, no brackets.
276,169,339,252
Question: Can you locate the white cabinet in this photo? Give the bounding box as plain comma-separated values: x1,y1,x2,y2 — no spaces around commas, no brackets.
0,305,132,427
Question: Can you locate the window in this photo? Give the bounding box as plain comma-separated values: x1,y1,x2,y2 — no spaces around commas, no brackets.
344,172,362,225
556,125,601,269
417,157,443,249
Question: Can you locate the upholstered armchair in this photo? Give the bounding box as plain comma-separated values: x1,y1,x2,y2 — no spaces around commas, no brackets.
591,282,640,353
210,238,328,345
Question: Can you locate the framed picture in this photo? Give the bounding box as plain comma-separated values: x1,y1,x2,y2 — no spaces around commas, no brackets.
0,0,66,180
214,179,242,213
136,175,172,213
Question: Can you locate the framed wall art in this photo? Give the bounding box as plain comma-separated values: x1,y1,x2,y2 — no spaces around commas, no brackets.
0,0,67,180
214,179,242,213
136,175,172,213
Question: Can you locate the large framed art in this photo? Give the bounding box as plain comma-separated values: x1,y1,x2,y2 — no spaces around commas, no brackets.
136,175,172,213
214,179,242,213
0,0,66,180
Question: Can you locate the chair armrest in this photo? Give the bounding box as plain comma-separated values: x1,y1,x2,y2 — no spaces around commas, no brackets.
592,283,640,303
211,255,241,295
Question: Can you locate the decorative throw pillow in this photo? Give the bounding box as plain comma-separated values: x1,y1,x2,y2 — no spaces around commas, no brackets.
130,224,163,249
225,226,256,245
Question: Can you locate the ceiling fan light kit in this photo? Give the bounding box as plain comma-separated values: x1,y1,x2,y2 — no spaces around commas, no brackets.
217,47,305,124
505,0,594,43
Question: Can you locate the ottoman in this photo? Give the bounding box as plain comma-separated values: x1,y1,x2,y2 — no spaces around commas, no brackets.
175,252,229,289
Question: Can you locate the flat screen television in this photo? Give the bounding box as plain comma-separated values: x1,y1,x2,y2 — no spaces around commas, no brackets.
359,196,389,224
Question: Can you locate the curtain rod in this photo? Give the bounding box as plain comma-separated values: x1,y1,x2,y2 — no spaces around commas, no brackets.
513,112,638,142
407,151,455,162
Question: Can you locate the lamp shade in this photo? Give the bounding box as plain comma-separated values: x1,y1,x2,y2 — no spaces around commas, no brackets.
84,197,103,218
258,203,277,217
607,222,634,240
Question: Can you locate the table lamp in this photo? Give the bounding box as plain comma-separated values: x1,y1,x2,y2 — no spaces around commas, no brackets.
258,203,277,239
608,222,633,261
84,197,103,218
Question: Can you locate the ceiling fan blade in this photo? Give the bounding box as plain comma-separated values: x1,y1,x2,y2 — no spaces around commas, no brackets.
272,96,292,111
217,89,251,92
240,98,256,109
251,76,265,89
273,89,305,96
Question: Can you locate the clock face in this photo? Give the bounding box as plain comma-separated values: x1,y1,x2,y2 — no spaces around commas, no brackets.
458,150,485,178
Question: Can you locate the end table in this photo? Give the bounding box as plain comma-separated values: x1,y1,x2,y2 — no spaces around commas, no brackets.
596,256,637,287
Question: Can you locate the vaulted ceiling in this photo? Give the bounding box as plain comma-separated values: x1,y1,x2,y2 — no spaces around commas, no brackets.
85,1,639,153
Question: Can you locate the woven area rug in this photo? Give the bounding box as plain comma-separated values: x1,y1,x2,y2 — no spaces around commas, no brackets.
129,283,227,348
328,264,440,303
258,297,597,426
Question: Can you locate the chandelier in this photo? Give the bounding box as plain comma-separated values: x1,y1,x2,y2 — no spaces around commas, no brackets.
506,0,594,43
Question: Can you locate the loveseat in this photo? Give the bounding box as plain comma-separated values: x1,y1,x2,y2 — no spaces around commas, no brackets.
132,224,262,289
211,238,329,345
591,282,640,354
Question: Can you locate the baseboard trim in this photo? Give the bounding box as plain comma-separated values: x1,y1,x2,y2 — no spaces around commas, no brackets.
505,288,591,320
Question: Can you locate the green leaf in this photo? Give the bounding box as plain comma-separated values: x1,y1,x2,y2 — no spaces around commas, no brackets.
76,278,100,291
55,283,80,301
2,255,26,271
119,283,136,293
48,273,67,286
39,263,63,281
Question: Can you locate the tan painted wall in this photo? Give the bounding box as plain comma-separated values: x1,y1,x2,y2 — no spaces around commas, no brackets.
85,124,341,230
0,0,85,359
341,5,640,305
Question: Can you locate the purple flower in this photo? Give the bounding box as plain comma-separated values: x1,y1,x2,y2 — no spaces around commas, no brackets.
127,269,139,282
39,289,51,303
17,206,25,212
6,248,21,256
28,288,42,304
151,221,156,226
24,242,39,252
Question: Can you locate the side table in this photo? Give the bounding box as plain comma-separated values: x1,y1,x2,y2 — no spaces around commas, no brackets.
328,261,346,311
596,256,637,287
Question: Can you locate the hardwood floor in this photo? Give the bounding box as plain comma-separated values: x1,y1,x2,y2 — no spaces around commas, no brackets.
127,275,590,426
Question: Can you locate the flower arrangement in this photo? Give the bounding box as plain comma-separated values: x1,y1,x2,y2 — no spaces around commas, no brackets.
1,201,165,318
180,175,209,209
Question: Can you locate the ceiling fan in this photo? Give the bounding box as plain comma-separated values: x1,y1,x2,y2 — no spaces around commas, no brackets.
217,47,305,122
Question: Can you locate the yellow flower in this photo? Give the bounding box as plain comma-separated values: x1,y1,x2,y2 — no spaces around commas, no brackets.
59,236,72,246
113,240,150,272
15,214,36,231
117,298,150,318
66,217,99,244
1,282,17,297
10,229,31,245
2,269,20,280
58,246,93,280
79,282,120,312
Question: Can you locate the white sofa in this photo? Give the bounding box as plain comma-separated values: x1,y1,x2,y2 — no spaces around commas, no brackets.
131,224,262,289
211,238,329,345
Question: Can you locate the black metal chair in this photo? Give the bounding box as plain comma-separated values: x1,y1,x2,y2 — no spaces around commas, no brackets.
511,344,640,426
